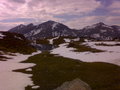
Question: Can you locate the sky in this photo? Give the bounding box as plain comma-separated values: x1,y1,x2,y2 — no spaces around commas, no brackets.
0,0,120,31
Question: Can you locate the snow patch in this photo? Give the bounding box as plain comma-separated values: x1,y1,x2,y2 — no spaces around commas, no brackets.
64,39,71,43
102,24,113,29
52,23,59,29
24,28,42,37
91,33,100,38
51,42,120,66
26,68,32,71
49,37,59,44
100,29,107,33
14,36,23,40
0,33,5,39
32,85,40,89
0,51,41,90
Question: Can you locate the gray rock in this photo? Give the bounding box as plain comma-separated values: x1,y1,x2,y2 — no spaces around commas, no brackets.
54,78,91,90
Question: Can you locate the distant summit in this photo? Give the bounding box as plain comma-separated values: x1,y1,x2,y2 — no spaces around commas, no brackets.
81,22,120,40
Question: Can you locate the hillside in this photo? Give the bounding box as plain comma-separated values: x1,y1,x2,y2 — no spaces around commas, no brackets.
0,31,36,54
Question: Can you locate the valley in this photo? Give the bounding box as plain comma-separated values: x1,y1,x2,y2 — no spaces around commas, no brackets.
0,21,120,90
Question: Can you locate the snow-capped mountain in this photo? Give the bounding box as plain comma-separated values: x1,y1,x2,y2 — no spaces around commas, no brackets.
9,20,78,39
79,22,120,40
9,21,120,41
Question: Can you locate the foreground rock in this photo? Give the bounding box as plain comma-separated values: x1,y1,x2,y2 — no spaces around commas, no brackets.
54,78,91,90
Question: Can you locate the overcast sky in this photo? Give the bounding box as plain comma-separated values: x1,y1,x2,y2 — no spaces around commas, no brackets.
0,0,120,31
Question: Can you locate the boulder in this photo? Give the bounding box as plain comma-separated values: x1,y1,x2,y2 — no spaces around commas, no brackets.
54,78,91,90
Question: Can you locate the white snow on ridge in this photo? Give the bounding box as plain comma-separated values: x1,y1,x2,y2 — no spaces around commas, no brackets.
33,28,42,35
84,41,120,52
0,51,41,90
91,33,100,38
100,29,107,33
24,28,42,37
51,42,120,66
49,37,59,44
52,22,59,30
102,24,113,29
0,33,5,39
84,25,96,29
14,36,23,40
64,39,71,43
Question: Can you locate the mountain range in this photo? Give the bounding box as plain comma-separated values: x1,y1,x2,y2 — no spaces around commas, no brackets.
9,20,120,41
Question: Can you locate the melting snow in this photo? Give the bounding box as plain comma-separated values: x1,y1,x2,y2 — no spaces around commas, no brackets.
0,51,41,90
26,68,32,71
51,42,120,66
14,36,23,40
32,85,40,89
0,33,5,39
24,28,42,37
64,39,71,43
102,24,113,29
91,33,100,38
49,37,59,44
100,29,107,33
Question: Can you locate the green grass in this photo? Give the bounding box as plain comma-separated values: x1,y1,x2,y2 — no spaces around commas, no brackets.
53,37,65,46
17,52,120,90
95,43,120,46
68,41,103,53
36,39,50,44
0,32,36,54
0,55,11,61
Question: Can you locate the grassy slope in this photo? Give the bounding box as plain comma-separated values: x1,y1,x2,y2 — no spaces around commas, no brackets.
17,52,120,90
95,43,120,46
53,37,65,46
0,32,36,54
68,41,103,53
36,39,50,44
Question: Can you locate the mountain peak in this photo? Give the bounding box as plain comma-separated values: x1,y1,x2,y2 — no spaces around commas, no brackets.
18,24,26,28
45,20,57,24
95,22,106,27
27,23,34,26
97,22,105,25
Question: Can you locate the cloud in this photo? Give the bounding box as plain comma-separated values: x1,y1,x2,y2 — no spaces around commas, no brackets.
28,0,101,15
109,1,120,14
64,16,104,29
1,0,119,31
0,0,102,31
64,15,120,29
0,0,101,19
0,18,36,23
11,0,26,3
111,9,120,14
105,16,120,24
109,1,120,9
0,22,25,31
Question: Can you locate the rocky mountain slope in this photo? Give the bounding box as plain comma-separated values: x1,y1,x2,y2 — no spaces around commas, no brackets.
9,20,78,39
9,21,120,41
80,22,120,40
